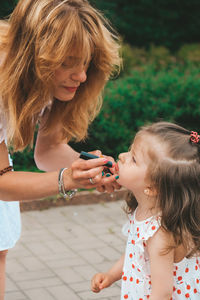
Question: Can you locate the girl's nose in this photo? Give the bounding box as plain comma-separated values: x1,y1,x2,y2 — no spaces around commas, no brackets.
118,152,126,163
71,69,87,83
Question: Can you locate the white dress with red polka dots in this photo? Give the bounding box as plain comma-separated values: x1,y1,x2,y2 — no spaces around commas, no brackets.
121,210,200,300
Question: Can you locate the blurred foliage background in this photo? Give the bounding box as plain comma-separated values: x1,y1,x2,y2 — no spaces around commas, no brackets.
1,0,200,170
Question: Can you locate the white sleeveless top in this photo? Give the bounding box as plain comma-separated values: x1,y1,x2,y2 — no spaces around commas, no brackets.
121,210,200,299
0,107,21,250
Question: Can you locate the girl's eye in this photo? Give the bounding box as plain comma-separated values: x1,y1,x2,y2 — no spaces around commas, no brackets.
132,156,136,163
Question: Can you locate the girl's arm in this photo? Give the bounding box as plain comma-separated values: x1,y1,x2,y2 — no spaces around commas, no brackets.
147,228,174,300
107,253,125,281
91,254,124,293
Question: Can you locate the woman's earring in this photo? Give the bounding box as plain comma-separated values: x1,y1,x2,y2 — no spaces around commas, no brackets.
144,188,150,195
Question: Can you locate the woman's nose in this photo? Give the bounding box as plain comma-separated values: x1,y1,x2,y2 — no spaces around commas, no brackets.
71,69,87,83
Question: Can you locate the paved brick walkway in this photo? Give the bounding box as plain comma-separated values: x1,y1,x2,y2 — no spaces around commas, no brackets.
6,200,127,300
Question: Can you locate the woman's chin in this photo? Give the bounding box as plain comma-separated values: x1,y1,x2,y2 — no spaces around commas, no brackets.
54,94,75,102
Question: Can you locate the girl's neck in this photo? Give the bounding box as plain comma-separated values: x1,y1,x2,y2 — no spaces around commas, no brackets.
135,194,159,221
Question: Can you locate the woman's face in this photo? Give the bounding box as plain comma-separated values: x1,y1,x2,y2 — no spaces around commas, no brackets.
53,57,89,101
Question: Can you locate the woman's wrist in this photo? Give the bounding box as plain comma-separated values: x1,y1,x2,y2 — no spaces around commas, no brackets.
58,168,77,199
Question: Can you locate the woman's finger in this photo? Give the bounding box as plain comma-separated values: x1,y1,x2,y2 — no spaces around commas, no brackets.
100,174,119,185
67,156,118,190
72,166,104,181
99,174,120,193
96,185,105,193
103,183,114,193
110,180,121,190
74,157,112,170
89,149,102,157
100,154,116,167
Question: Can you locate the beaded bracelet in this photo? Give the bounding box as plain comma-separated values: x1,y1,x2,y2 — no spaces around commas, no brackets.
0,166,13,176
58,168,77,200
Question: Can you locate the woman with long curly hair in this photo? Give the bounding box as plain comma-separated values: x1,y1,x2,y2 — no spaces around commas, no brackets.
0,0,121,297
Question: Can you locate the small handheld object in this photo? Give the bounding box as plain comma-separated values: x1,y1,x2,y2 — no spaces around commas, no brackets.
80,151,113,168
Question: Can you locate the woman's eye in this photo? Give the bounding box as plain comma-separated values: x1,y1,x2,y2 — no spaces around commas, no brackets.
61,63,69,68
84,62,90,70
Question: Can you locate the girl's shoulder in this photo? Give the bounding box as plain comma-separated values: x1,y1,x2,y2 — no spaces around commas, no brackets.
147,226,175,256
122,210,161,241
135,212,161,241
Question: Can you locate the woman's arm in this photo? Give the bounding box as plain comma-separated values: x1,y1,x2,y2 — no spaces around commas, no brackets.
34,114,121,193
0,141,110,201
0,140,59,200
34,116,79,171
147,228,174,300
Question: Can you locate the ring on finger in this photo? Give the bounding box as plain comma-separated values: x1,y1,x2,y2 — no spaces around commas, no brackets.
89,178,95,184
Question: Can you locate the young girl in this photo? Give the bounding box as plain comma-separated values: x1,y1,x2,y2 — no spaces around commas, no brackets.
91,122,200,299
0,0,120,298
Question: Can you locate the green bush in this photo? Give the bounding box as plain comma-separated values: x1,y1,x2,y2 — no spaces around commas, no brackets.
121,44,147,75
11,148,39,172
91,0,200,51
121,44,176,76
147,45,174,69
177,44,200,65
12,44,200,169
2,1,200,51
0,0,18,18
71,65,200,158
121,44,200,76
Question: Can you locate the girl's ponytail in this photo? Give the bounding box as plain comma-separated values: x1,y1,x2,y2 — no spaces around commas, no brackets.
190,131,200,145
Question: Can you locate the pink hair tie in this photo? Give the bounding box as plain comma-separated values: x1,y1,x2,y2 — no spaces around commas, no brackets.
190,131,200,144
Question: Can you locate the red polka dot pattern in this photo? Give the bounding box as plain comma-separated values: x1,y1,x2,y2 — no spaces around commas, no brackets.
121,211,200,299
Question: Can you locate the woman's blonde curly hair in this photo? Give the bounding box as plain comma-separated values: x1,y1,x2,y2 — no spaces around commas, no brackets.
0,0,121,150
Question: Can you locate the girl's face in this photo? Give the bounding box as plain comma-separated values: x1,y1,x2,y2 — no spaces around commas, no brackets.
53,57,89,101
117,136,150,196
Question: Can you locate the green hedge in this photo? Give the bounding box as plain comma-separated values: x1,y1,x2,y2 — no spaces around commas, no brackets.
70,65,200,158
121,43,200,76
0,0,18,18
2,1,200,51
12,45,200,169
11,147,38,172
91,0,200,51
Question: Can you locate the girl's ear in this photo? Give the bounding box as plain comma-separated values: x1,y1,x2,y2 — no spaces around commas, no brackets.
143,187,157,197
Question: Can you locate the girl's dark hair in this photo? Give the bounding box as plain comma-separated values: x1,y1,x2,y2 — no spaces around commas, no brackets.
126,122,200,256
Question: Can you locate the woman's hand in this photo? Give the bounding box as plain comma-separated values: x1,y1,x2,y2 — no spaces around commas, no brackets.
62,150,121,192
93,151,121,193
91,272,115,293
62,155,114,190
